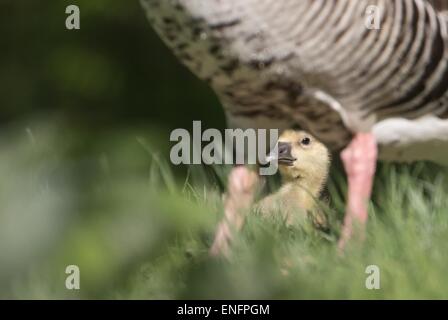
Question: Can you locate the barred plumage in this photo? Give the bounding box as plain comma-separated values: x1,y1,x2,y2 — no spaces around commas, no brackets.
429,0,448,11
142,0,448,163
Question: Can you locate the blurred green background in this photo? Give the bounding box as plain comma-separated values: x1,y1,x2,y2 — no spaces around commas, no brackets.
1,0,225,130
2,0,448,300
0,0,226,298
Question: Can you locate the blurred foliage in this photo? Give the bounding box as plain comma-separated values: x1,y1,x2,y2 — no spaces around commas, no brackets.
0,0,225,298
1,120,447,299
0,0,225,130
1,1,448,300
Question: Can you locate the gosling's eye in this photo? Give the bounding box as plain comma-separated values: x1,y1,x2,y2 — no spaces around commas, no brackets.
300,137,311,146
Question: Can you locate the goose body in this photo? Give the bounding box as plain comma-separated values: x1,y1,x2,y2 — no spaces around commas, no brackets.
374,115,448,164
142,0,448,164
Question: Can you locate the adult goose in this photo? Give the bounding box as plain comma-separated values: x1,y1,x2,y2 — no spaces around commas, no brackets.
141,0,448,251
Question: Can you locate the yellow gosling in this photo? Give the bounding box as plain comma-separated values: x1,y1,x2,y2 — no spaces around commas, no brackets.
256,130,331,228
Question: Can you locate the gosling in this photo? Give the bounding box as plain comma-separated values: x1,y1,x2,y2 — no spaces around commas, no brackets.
256,130,331,229
210,130,331,256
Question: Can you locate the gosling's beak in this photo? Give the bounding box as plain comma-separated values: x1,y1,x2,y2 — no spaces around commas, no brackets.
266,142,296,166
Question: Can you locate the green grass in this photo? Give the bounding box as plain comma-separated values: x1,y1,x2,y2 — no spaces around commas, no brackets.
1,118,448,299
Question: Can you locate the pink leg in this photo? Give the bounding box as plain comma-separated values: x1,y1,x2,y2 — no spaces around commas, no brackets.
338,133,378,251
210,166,259,257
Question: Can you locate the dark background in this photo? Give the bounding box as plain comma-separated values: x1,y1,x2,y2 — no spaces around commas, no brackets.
1,0,225,133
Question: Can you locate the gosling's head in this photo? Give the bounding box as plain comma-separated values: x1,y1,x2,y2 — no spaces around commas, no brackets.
273,130,331,184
